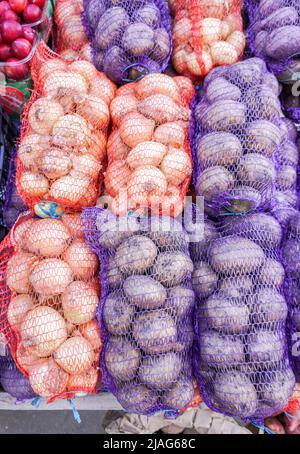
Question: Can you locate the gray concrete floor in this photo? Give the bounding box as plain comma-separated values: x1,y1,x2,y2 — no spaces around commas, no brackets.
0,411,107,434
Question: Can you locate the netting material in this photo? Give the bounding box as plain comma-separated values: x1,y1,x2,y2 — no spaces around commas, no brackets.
191,212,295,420
172,0,245,79
0,354,36,400
103,73,194,217
190,57,299,215
0,212,102,401
83,207,195,415
16,42,115,212
82,0,172,85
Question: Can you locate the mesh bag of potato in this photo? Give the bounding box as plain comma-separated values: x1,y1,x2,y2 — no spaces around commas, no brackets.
82,0,172,85
16,42,116,211
54,0,94,62
190,57,299,216
83,207,195,415
0,212,102,401
246,0,300,75
172,0,245,79
191,212,296,420
104,73,194,217
0,353,36,401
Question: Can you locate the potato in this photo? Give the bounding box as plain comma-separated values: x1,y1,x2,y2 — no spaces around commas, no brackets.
199,331,245,366
115,235,157,274
260,368,295,412
282,239,300,275
152,252,193,287
152,28,171,61
95,7,129,50
196,166,234,203
225,186,262,214
165,286,195,317
253,289,288,324
192,262,218,299
247,331,285,363
105,337,140,381
237,153,276,189
266,26,300,60
190,222,219,261
245,87,282,121
209,236,265,274
161,378,194,410
138,353,183,389
262,7,299,32
96,209,139,249
103,46,130,84
142,216,189,250
107,256,123,289
132,310,177,354
276,165,297,191
201,295,249,335
85,0,105,30
133,4,161,27
218,275,253,303
123,275,167,309
259,258,285,287
117,384,157,414
199,100,246,131
276,140,299,167
289,212,300,236
245,120,281,157
196,132,243,169
225,58,264,88
213,372,258,417
103,292,134,335
122,23,154,57
258,0,287,20
206,77,241,103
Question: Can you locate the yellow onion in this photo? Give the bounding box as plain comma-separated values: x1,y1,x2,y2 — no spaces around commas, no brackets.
150,186,184,217
18,134,51,171
79,320,102,350
199,18,222,44
12,218,36,246
7,294,34,332
49,173,90,205
119,112,155,148
39,59,67,82
62,281,99,325
172,17,192,47
61,15,88,50
44,71,88,104
90,130,107,162
116,83,137,97
107,129,129,161
67,367,98,393
135,74,181,102
76,94,110,129
60,48,79,62
80,43,93,62
128,165,168,206
210,41,238,65
25,218,71,258
38,148,72,180
29,258,73,296
62,213,84,239
19,172,49,198
53,336,94,374
77,182,98,207
52,114,90,149
174,76,195,103
221,13,243,39
138,94,190,124
89,74,116,105
226,30,245,55
28,97,64,135
110,95,138,126
172,46,188,74
127,141,167,169
105,160,131,196
55,0,82,26
153,122,185,148
28,358,69,398
69,60,97,84
71,153,101,179
7,252,39,293
109,193,130,216
16,344,43,373
63,239,98,280
21,306,68,357
202,0,234,20
160,147,192,186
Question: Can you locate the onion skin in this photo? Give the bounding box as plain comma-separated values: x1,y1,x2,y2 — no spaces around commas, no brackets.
7,252,39,294
25,219,71,258
28,98,64,136
29,259,73,296
28,358,69,398
54,336,94,374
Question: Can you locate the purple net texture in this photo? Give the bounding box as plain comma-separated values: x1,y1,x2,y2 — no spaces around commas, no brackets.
246,0,300,75
82,0,172,85
0,354,36,401
191,212,295,421
83,207,195,415
190,57,299,216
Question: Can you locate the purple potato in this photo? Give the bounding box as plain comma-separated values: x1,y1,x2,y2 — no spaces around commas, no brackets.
95,7,129,50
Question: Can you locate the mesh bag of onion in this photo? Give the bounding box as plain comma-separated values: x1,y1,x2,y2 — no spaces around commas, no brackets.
191,211,296,421
16,42,116,212
172,0,245,79
0,212,102,401
82,0,172,85
54,0,94,62
83,207,195,415
190,57,299,216
246,0,300,76
104,73,194,218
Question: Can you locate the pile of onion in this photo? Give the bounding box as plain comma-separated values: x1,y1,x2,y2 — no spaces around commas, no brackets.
18,52,116,210
5,214,102,399
172,0,245,77
104,73,194,217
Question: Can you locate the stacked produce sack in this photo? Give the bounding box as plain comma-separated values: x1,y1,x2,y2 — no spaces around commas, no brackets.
172,0,245,79
191,208,295,420
0,212,102,400
16,42,115,210
104,73,194,217
190,57,299,215
83,207,195,414
82,0,172,84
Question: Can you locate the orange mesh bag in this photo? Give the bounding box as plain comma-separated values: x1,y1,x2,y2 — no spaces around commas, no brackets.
104,73,194,217
172,0,245,79
0,211,102,401
16,42,116,212
54,0,93,62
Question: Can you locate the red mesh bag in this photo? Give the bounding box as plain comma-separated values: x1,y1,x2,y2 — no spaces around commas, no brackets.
172,0,245,79
54,0,93,62
16,42,116,212
0,212,102,401
104,73,194,217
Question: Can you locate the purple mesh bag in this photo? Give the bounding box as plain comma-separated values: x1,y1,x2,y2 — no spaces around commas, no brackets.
83,207,195,415
191,212,295,421
190,57,299,216
82,0,172,85
0,354,36,401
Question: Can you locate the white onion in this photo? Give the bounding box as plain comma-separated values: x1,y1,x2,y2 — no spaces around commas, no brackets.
7,252,39,294
63,239,98,280
53,336,94,374
25,219,71,258
20,172,49,198
29,97,64,135
62,281,99,325
29,259,73,296
67,367,98,393
7,294,34,332
61,213,84,239
28,358,69,398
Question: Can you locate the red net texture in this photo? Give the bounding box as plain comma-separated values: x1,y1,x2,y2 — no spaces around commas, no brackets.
0,212,102,401
16,42,116,212
172,0,245,79
103,73,194,217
